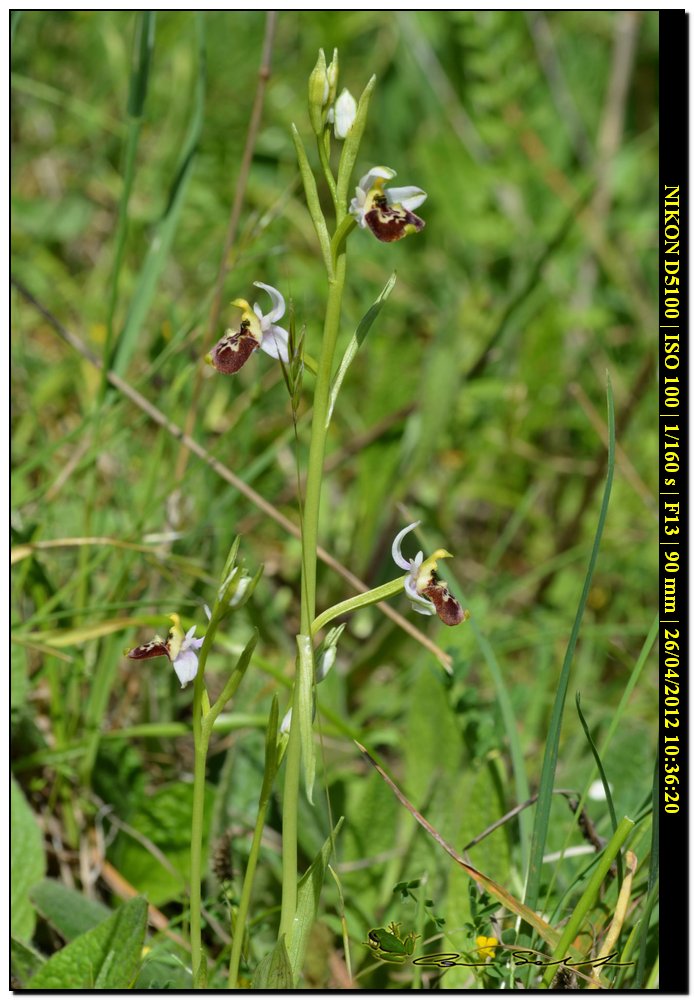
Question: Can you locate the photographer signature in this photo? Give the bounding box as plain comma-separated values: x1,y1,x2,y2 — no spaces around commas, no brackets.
366,925,634,971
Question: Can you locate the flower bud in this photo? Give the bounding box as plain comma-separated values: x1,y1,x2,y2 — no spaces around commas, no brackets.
332,88,357,140
315,623,344,682
326,48,339,106
308,48,329,134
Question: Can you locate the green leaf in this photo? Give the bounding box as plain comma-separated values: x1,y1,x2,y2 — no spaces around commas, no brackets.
11,777,46,940
251,935,293,989
11,937,44,986
134,954,192,989
193,950,208,988
27,896,148,989
296,634,316,803
109,782,214,907
327,272,397,426
30,878,111,941
404,668,463,803
286,818,343,983
290,124,333,276
127,12,155,118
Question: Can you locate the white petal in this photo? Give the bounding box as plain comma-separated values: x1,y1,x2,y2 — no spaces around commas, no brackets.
333,88,357,139
260,324,289,363
386,186,427,211
588,780,609,801
316,645,336,683
349,195,367,226
229,574,251,608
280,707,292,734
404,573,421,602
173,648,199,687
358,166,396,192
253,281,285,325
181,626,204,652
411,600,436,616
392,520,421,571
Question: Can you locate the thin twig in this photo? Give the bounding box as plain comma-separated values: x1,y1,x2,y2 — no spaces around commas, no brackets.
12,276,452,672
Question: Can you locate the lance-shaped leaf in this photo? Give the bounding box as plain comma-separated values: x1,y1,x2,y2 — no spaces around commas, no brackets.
204,629,257,735
286,818,344,984
251,935,293,989
291,124,333,277
327,272,396,426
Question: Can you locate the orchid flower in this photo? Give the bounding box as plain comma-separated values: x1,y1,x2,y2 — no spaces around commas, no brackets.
126,613,205,688
349,167,427,242
392,521,466,626
206,282,289,375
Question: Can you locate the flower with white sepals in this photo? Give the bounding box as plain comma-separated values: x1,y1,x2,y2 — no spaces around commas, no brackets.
206,282,289,375
126,613,205,688
349,167,427,242
392,521,467,626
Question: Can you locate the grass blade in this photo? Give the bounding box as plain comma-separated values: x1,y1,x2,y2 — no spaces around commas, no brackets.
539,815,635,988
110,14,206,378
575,692,624,886
101,12,156,393
523,375,615,915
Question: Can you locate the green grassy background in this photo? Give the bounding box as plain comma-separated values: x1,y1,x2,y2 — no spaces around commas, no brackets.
12,11,658,989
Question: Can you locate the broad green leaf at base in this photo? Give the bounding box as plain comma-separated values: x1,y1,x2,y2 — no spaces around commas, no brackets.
27,895,148,989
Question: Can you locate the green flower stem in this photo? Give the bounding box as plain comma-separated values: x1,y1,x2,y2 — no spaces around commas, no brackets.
189,631,214,987
190,725,210,986
311,576,406,636
189,587,253,987
298,251,348,627
317,130,339,214
227,775,273,987
279,242,348,946
228,697,280,988
331,215,357,263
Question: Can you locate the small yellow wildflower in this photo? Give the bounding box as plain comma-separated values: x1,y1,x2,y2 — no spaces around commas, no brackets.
475,935,498,961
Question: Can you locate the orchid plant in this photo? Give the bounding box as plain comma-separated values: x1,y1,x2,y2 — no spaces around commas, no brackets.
125,48,467,989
